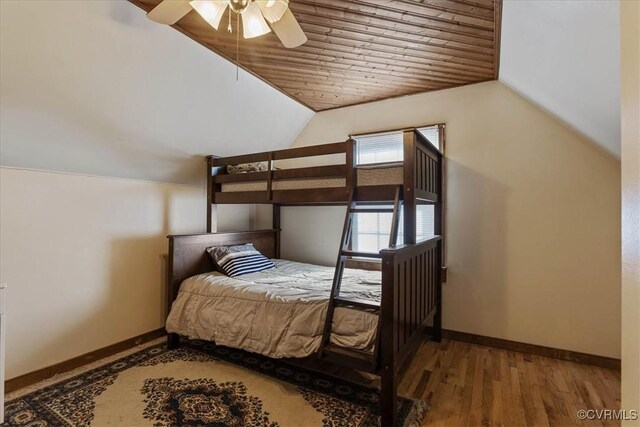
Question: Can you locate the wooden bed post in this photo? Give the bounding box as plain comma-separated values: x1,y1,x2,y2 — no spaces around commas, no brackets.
206,155,222,233
273,204,281,258
206,156,214,233
433,241,443,342
403,130,416,244
345,138,356,195
433,126,445,342
380,254,398,427
167,235,181,349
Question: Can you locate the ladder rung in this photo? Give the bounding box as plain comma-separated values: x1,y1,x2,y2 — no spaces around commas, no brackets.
334,296,380,311
341,250,382,259
350,207,394,213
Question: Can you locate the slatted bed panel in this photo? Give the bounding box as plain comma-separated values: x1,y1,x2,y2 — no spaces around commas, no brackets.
381,236,442,364
414,133,441,203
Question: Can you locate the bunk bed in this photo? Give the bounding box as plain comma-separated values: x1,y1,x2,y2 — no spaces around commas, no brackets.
165,128,444,426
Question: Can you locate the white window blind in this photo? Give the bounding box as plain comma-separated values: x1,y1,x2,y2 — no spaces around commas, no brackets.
417,126,440,150
355,132,403,165
355,125,440,166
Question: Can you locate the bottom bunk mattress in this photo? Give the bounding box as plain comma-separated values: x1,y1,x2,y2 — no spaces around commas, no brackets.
166,259,380,358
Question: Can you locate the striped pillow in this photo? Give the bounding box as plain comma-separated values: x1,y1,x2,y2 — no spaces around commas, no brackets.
207,244,275,277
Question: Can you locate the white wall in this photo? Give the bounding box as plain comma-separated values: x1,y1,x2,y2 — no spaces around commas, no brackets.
500,0,620,156
285,81,621,358
0,0,313,185
620,0,640,417
0,167,249,379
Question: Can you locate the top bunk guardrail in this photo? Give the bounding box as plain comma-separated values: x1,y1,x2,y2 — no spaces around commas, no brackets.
207,129,442,206
208,139,354,205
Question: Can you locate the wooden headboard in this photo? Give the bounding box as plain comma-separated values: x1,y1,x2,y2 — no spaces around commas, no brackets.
167,229,278,311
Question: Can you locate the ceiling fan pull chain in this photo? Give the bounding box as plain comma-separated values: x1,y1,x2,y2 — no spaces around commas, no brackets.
236,12,240,81
227,7,232,33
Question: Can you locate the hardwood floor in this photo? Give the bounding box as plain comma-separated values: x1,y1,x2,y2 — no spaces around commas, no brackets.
398,339,621,426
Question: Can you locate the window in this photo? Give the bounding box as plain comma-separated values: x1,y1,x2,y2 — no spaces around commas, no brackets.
352,205,436,252
417,126,440,150
356,132,404,165
354,125,440,166
352,124,443,252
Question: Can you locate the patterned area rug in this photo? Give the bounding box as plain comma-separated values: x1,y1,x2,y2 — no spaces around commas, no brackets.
4,340,428,426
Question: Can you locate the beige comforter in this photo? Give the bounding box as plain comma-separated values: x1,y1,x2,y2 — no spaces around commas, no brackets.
166,259,380,358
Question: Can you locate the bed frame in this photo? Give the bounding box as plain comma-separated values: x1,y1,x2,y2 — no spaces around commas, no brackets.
167,128,444,426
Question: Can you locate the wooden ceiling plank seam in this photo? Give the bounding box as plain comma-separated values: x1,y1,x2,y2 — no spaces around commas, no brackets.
270,50,492,80
243,57,475,83
249,66,472,88
202,39,493,80
414,0,494,12
233,55,486,87
290,9,494,49
205,33,496,71
291,0,495,35
302,27,495,60
394,0,495,21
247,61,474,87
282,78,478,107
195,31,496,74
263,80,434,97
292,0,494,32
240,49,482,80
297,13,495,49
178,9,493,70
288,14,496,62
296,33,495,75
253,77,460,94
306,0,496,34
444,0,496,10
224,49,484,84
314,77,495,111
252,71,471,93
201,24,495,64
280,89,415,104
303,20,494,55
181,10,496,54
329,0,494,29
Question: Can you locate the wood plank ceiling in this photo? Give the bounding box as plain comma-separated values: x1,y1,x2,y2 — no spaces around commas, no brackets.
131,0,502,111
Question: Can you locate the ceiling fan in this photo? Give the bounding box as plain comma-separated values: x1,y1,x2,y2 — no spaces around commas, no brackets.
146,0,307,48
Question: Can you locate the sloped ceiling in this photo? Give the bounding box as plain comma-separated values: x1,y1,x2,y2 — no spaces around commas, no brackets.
132,0,502,111
500,0,620,157
0,0,313,185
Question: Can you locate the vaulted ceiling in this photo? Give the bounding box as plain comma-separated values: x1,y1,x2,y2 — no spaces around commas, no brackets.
500,0,620,157
131,0,503,111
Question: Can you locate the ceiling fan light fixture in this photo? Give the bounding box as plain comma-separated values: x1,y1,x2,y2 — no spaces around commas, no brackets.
241,2,271,39
190,0,227,30
257,0,288,23
229,0,249,13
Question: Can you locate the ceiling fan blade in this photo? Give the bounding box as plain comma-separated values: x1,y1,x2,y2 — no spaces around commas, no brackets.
147,0,193,25
256,0,288,24
270,9,307,48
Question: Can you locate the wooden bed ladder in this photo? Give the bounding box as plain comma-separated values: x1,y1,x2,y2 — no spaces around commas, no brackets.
320,185,403,370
